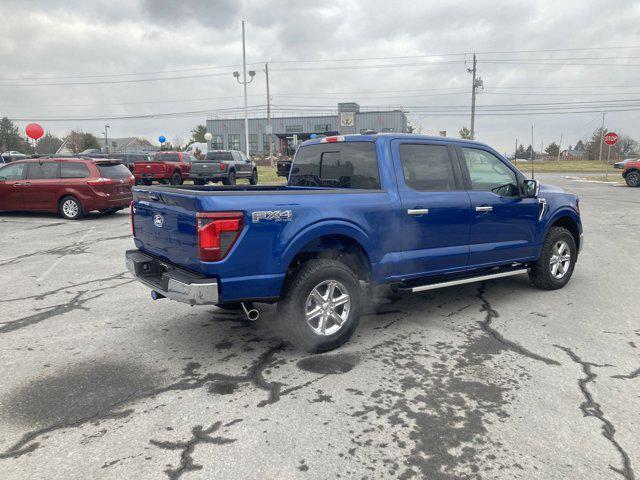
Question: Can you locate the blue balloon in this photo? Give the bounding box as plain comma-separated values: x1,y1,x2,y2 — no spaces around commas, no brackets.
158,135,166,143
310,133,317,139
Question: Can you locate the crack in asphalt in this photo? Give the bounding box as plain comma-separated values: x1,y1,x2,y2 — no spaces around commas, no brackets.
612,367,640,380
208,342,287,407
555,345,635,480
0,272,131,303
149,422,237,480
0,344,286,458
476,283,561,366
0,291,102,334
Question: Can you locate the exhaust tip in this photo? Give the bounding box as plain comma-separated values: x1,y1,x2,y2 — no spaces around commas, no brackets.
241,302,260,321
151,290,165,300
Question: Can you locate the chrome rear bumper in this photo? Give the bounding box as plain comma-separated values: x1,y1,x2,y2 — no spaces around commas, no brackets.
125,250,219,305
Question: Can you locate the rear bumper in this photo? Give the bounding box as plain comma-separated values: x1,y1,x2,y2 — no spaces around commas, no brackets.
189,172,225,180
125,249,219,305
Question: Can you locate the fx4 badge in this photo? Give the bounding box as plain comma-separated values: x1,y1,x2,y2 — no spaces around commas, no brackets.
252,210,293,223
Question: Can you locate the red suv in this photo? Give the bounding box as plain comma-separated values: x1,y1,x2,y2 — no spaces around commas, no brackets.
0,158,134,219
133,151,193,186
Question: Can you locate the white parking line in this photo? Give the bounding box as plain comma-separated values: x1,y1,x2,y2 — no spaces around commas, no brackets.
36,227,95,285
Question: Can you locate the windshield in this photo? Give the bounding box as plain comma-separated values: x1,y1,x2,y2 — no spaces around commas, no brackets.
202,152,233,162
154,153,179,162
288,142,380,189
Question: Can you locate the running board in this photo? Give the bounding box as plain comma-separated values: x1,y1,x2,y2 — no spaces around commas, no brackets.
403,268,529,293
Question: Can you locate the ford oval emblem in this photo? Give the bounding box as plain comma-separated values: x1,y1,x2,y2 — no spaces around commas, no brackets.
153,214,164,228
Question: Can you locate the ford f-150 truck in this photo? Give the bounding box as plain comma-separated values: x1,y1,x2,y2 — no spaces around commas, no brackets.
133,151,194,186
189,150,258,185
126,133,583,352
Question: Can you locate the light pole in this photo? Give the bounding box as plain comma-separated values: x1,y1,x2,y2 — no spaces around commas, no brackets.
233,20,255,157
104,124,110,153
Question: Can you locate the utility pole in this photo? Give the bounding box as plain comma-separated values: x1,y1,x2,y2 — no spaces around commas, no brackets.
469,54,477,140
514,138,518,164
232,21,255,157
530,125,535,179
598,112,606,164
265,62,274,166
104,124,110,154
557,133,563,162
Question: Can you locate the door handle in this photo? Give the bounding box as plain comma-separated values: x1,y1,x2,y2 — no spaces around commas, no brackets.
475,206,493,212
12,182,22,187
23,182,31,187
407,208,429,215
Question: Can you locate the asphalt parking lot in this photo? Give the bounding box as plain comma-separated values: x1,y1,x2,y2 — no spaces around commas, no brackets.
0,173,638,480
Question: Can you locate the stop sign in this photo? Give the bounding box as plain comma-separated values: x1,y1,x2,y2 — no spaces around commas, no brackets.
604,132,618,146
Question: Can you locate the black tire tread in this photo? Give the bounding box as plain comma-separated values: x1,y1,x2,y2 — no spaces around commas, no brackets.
528,226,576,290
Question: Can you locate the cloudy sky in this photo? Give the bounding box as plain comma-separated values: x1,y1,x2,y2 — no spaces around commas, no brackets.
1,0,640,153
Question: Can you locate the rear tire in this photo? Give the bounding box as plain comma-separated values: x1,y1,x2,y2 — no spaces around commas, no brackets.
223,171,236,185
59,196,84,220
277,259,361,352
171,172,183,185
249,169,258,185
528,226,576,290
625,170,640,187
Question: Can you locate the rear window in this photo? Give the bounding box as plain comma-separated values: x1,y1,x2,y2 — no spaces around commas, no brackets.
97,163,131,178
154,153,180,162
61,162,90,178
288,142,380,189
203,152,233,162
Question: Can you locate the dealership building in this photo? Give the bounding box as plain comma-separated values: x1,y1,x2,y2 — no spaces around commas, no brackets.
205,103,408,156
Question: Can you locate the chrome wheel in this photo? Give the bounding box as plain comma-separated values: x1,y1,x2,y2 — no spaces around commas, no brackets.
549,240,571,279
62,199,79,218
305,280,351,336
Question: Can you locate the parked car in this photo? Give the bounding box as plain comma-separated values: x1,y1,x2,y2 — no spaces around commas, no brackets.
276,158,292,178
0,157,134,219
189,150,257,185
133,151,193,186
126,133,583,352
622,160,640,187
613,158,637,169
1,151,28,163
108,153,152,172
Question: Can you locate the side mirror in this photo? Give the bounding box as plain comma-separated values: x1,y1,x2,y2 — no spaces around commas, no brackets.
523,179,539,198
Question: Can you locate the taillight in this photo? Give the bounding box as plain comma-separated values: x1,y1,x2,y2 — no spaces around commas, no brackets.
87,177,114,186
220,162,227,171
196,211,243,261
130,201,136,237
128,175,135,183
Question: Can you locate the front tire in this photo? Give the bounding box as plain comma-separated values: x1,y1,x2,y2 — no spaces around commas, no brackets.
278,259,361,352
59,196,84,220
529,226,576,290
249,169,258,185
625,171,640,187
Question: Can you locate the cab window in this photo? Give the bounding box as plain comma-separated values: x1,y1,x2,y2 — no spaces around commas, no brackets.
399,144,457,191
462,148,518,197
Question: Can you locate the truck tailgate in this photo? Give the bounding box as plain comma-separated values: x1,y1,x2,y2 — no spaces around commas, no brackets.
135,162,166,175
132,190,200,270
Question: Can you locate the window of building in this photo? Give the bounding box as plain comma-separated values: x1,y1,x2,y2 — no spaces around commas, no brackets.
285,125,303,133
228,134,240,151
211,135,223,149
399,144,456,191
249,134,258,153
462,148,518,197
381,127,396,133
314,124,331,133
289,142,380,189
61,162,90,178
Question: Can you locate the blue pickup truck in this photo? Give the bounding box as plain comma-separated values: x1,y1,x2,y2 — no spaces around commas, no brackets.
126,134,583,352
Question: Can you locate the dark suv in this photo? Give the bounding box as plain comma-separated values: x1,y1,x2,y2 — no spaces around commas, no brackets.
108,153,152,172
189,150,258,185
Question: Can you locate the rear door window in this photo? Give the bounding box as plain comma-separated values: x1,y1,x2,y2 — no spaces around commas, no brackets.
289,142,380,189
399,144,457,191
27,162,60,180
61,162,90,178
154,153,180,162
97,163,131,178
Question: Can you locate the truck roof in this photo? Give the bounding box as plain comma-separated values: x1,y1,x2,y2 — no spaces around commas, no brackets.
299,132,489,149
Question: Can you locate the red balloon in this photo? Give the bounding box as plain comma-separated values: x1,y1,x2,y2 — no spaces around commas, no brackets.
26,123,44,140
